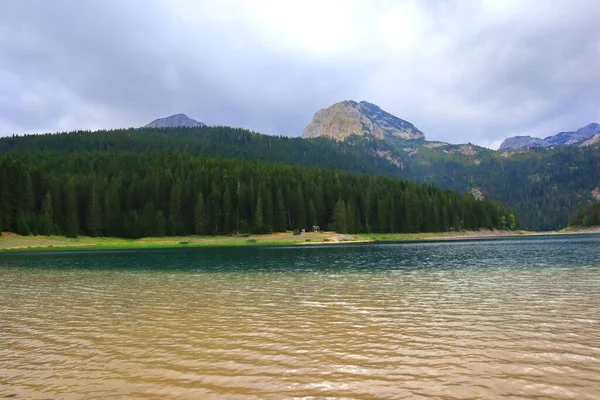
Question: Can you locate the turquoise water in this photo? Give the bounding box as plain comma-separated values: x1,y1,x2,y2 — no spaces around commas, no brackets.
1,234,600,399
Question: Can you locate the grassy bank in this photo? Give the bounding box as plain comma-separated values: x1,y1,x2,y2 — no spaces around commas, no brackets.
0,229,545,253
0,231,342,252
558,226,600,234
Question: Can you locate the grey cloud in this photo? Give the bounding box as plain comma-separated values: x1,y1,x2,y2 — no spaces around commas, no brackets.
1,0,599,148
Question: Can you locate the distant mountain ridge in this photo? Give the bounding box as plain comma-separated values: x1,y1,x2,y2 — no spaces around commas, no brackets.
302,100,424,141
499,123,600,150
145,113,206,128
3,111,600,231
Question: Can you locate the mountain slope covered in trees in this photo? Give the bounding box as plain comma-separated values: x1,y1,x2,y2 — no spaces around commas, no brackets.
348,134,600,230
0,151,514,238
0,127,407,179
1,124,599,231
299,99,600,230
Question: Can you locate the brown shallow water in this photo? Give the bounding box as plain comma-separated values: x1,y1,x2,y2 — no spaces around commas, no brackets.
1,235,600,399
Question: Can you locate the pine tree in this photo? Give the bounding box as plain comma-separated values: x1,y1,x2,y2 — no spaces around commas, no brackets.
499,215,508,230
441,205,449,232
40,191,54,235
346,199,357,234
169,180,183,234
194,192,207,235
65,182,79,238
86,185,103,237
41,191,53,221
508,214,517,230
0,167,12,231
294,185,306,230
331,199,347,233
22,170,34,214
16,212,31,236
275,189,287,232
377,198,388,232
308,199,317,227
156,211,166,236
263,188,274,232
206,189,221,235
141,202,157,237
223,186,234,234
254,195,264,233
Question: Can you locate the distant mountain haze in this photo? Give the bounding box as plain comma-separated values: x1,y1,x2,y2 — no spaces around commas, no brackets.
141,107,596,153
302,100,598,153
499,123,600,150
302,100,424,141
145,113,206,128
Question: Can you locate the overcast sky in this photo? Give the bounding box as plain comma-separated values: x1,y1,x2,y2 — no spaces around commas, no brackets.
1,0,599,148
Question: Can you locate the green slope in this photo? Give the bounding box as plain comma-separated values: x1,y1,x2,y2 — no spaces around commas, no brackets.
2,126,598,230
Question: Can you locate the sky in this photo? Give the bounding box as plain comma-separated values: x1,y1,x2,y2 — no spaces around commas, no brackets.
1,0,599,149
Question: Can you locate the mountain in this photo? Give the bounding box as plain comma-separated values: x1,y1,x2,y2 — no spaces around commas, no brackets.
302,100,424,141
299,100,600,230
499,123,600,150
2,102,600,231
145,113,206,128
301,100,493,173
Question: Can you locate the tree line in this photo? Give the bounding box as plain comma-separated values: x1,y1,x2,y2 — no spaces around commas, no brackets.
0,151,517,238
0,126,405,179
2,125,597,231
568,201,600,227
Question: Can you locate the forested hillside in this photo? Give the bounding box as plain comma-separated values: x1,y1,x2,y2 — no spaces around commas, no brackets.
408,146,600,230
340,135,600,230
0,127,407,179
1,126,598,231
0,151,514,238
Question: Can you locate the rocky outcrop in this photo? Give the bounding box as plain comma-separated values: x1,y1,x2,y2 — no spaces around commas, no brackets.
592,186,600,201
145,113,206,128
470,187,484,200
301,100,424,141
579,132,600,147
499,136,544,151
500,123,600,150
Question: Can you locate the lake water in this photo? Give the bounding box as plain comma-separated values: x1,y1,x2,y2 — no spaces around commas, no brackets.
1,235,600,399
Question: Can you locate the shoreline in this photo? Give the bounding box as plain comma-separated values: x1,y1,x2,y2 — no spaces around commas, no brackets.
1,228,598,253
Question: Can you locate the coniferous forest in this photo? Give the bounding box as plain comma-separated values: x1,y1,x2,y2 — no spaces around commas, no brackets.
568,201,600,228
0,149,515,238
1,126,598,231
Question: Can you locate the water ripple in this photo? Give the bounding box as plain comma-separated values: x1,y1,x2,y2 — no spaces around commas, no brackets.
1,235,600,399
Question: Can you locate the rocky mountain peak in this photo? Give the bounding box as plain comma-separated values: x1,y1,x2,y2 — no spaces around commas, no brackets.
301,100,424,141
498,136,544,151
145,113,206,128
500,122,600,150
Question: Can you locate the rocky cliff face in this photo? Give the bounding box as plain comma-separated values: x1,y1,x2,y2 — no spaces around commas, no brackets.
579,132,600,147
498,136,544,151
500,123,600,150
301,100,424,141
145,113,206,128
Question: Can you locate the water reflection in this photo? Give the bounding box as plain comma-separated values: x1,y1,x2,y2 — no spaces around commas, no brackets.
1,234,599,399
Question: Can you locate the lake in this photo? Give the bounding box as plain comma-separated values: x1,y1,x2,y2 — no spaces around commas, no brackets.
1,234,600,399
